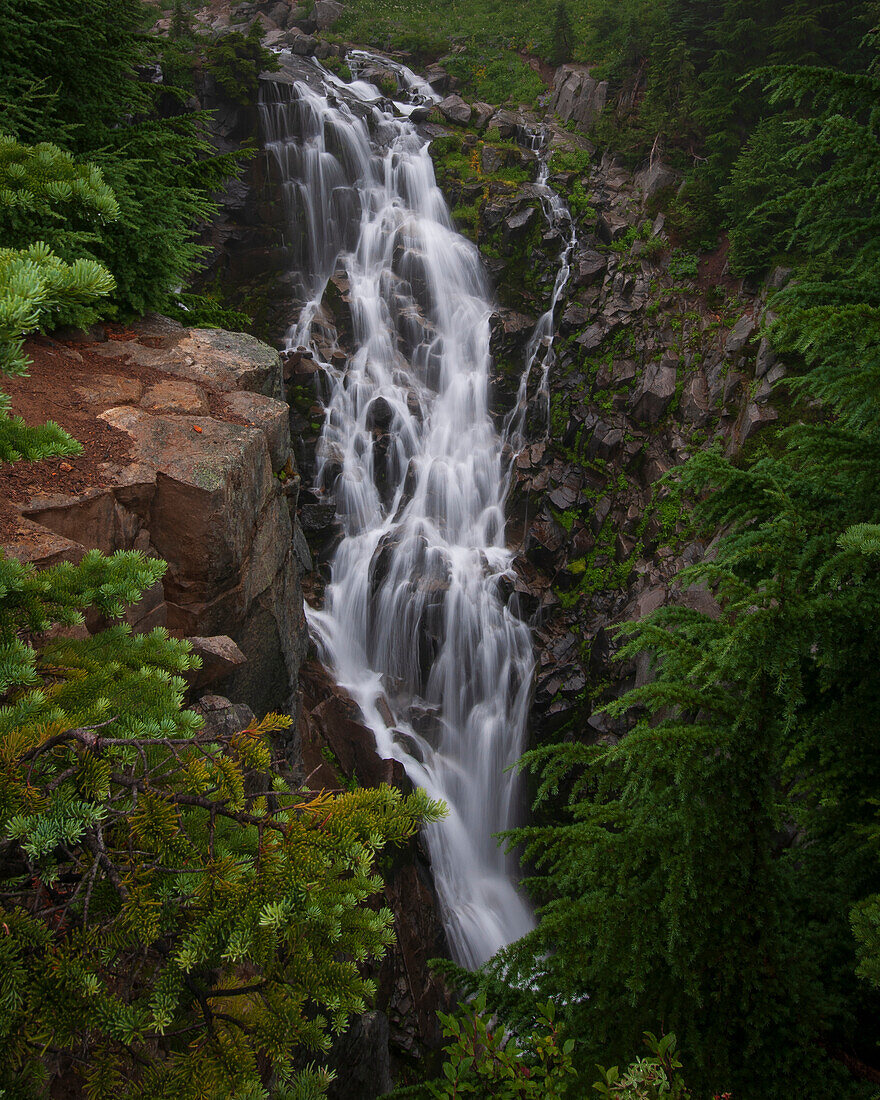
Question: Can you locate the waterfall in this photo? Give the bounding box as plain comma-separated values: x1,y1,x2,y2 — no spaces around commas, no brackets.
261,57,538,968
506,134,578,449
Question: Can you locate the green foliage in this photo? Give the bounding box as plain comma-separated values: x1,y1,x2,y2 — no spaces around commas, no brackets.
593,1033,693,1099
579,0,873,249
552,2,574,68
0,134,119,257
0,0,243,316
0,134,117,461
386,992,577,1098
205,22,281,107
443,51,545,109
165,290,253,332
0,549,444,1098
665,248,698,281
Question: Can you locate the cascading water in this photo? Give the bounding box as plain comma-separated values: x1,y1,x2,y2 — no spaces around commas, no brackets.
261,57,572,968
506,133,578,449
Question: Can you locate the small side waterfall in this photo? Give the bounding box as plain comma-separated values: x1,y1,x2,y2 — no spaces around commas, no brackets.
261,57,576,968
506,136,578,449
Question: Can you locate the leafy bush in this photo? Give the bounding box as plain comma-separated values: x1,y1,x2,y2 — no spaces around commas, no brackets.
386,992,576,1098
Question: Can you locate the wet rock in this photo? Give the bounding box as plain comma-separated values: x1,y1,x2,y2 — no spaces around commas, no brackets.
424,65,451,94
503,206,537,239
438,94,472,126
366,396,395,431
630,356,678,424
300,502,338,532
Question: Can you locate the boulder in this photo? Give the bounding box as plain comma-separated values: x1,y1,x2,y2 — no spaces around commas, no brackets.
755,336,777,378
221,390,292,470
471,101,495,130
292,33,318,54
724,314,757,356
634,160,679,203
313,0,344,28
267,2,291,28
480,145,503,174
92,327,284,398
680,371,711,425
438,94,472,126
630,356,678,424
597,211,630,243
574,250,607,286
194,694,255,739
503,206,537,240
576,323,605,351
185,635,248,691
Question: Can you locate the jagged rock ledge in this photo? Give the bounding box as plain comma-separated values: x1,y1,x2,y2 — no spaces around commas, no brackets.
2,316,309,729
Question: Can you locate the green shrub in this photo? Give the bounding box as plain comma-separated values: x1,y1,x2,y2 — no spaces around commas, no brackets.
205,22,280,106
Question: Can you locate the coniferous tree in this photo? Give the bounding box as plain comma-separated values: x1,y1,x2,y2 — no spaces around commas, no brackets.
552,2,574,68
0,0,241,316
0,549,444,1098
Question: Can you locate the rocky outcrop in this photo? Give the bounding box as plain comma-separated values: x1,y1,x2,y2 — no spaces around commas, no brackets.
1,317,309,728
549,64,608,130
299,662,452,1086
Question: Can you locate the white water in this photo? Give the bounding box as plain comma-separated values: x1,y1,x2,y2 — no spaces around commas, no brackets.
261,59,571,968
505,135,578,449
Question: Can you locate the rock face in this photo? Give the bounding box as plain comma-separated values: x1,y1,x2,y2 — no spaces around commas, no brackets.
299,663,452,1084
1,318,309,727
549,64,608,130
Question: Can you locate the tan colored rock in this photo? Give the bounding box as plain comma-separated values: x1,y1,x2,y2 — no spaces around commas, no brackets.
98,406,274,602
1,518,86,568
73,373,144,408
141,379,209,416
221,390,291,470
91,328,283,399
22,488,120,554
